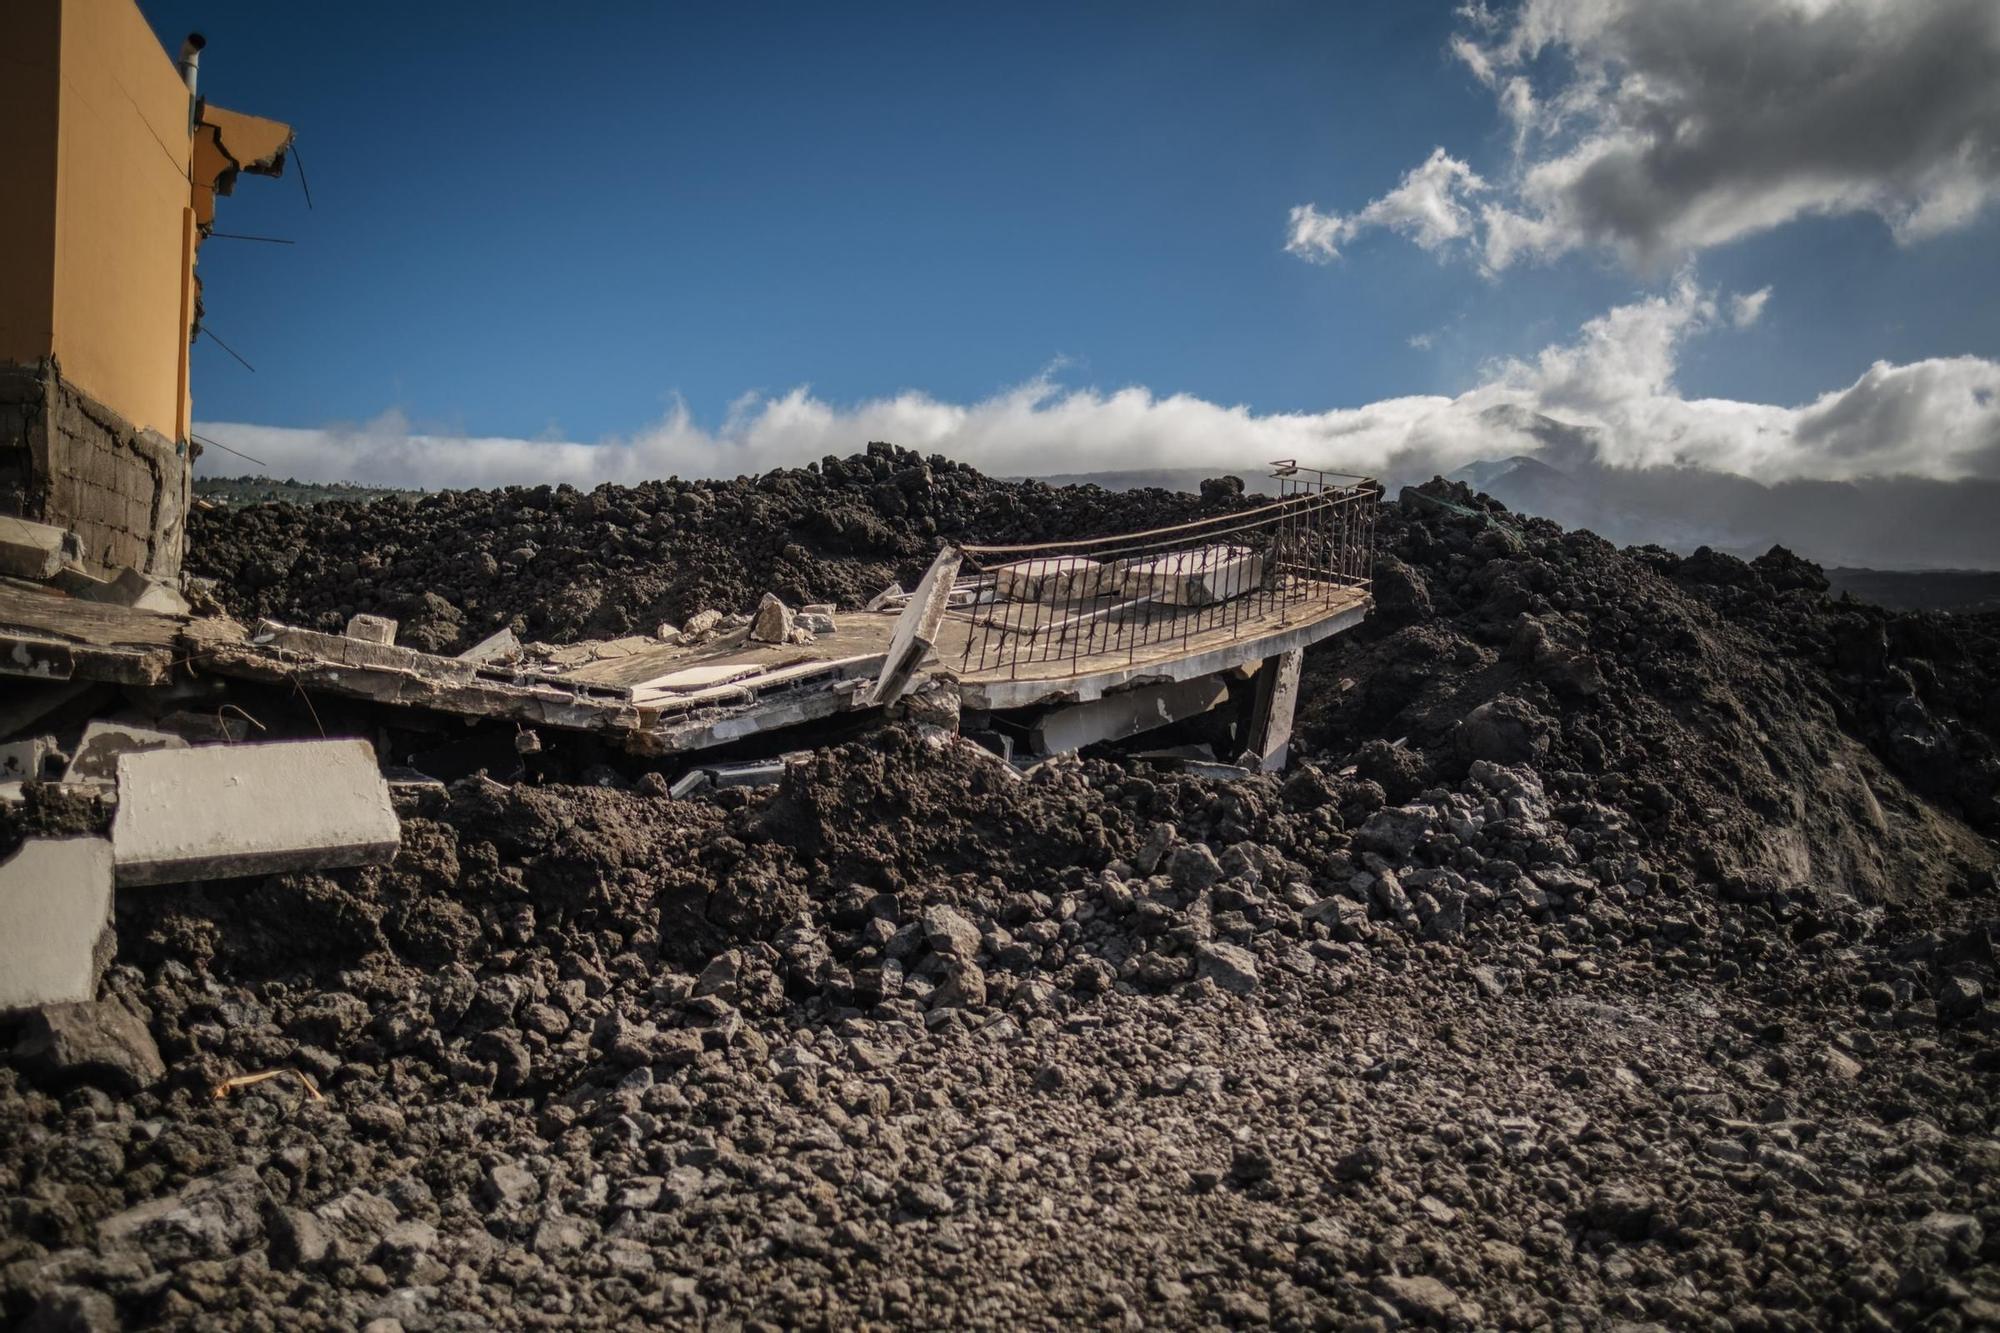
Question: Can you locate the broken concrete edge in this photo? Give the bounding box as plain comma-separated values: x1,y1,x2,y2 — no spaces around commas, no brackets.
0,514,78,581
1028,674,1230,756
0,837,115,1013
960,595,1368,710
457,626,521,664
868,546,962,709
110,738,401,888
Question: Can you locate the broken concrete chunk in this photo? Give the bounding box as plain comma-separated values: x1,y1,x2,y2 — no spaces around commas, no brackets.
749,593,794,644
457,626,521,664
70,566,192,614
110,739,401,887
801,603,836,616
868,547,962,708
66,718,188,783
1118,545,1264,606
799,612,836,634
668,770,712,799
13,997,163,1091
0,515,77,580
995,556,1108,603
865,583,905,612
682,609,723,638
345,614,398,645
0,838,115,1012
704,758,787,789
0,734,57,780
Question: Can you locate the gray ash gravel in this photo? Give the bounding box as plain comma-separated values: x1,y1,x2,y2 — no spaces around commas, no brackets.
5,470,1999,1329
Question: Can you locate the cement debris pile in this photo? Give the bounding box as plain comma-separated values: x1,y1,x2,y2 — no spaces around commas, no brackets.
186,443,1252,654
4,468,1997,1329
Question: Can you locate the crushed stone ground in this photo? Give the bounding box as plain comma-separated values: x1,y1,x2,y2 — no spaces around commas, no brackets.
3,461,1997,1330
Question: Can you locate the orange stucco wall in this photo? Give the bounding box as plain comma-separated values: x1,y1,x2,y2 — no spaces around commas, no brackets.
50,0,198,442
0,1,62,367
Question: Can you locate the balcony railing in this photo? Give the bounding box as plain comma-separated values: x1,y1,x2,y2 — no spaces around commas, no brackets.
950,464,1379,679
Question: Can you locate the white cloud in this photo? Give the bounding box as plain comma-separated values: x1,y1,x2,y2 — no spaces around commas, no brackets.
1286,149,1488,262
1293,0,2000,270
196,283,2000,493
1730,287,1771,328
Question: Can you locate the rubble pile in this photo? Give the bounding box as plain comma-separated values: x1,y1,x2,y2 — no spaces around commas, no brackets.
3,469,1997,1328
187,444,1252,653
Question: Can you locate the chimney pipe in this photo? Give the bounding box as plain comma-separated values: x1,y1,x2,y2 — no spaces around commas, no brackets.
176,32,205,98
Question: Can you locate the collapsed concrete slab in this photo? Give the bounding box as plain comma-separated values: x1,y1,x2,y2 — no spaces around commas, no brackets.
0,838,115,1012
110,739,402,887
1029,675,1230,755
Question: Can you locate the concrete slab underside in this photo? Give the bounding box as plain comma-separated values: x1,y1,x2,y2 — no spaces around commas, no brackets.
953,589,1367,710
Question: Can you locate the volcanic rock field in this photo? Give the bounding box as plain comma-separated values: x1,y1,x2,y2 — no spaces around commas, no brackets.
5,444,1999,1330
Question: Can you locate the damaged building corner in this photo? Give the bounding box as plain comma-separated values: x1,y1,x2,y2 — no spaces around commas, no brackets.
0,0,291,583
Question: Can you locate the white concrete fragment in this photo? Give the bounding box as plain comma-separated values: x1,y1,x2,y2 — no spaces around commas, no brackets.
995,556,1108,603
0,515,76,581
345,614,398,645
66,719,187,782
865,583,905,612
0,734,56,780
69,566,191,614
1118,545,1263,606
0,838,114,1011
668,769,712,799
704,758,787,789
1029,675,1230,755
458,627,521,664
111,739,401,887
869,547,961,707
632,663,763,697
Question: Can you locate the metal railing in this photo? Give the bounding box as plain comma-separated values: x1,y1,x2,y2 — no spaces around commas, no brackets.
951,463,1379,678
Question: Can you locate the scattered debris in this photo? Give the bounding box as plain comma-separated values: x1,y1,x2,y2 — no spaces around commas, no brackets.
344,612,397,644
211,1068,324,1102
748,592,794,644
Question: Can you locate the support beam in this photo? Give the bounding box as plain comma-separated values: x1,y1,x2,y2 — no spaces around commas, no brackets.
1237,647,1304,773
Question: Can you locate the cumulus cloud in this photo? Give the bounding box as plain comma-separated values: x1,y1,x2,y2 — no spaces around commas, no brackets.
1292,0,2000,269
196,282,2000,492
1286,149,1488,262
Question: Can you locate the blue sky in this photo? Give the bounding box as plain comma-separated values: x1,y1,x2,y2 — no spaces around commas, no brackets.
144,1,2000,488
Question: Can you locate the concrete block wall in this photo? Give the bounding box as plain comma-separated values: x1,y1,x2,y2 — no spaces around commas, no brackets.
0,359,189,578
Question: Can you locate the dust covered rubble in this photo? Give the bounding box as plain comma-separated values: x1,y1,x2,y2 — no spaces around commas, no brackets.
2,728,1996,1330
